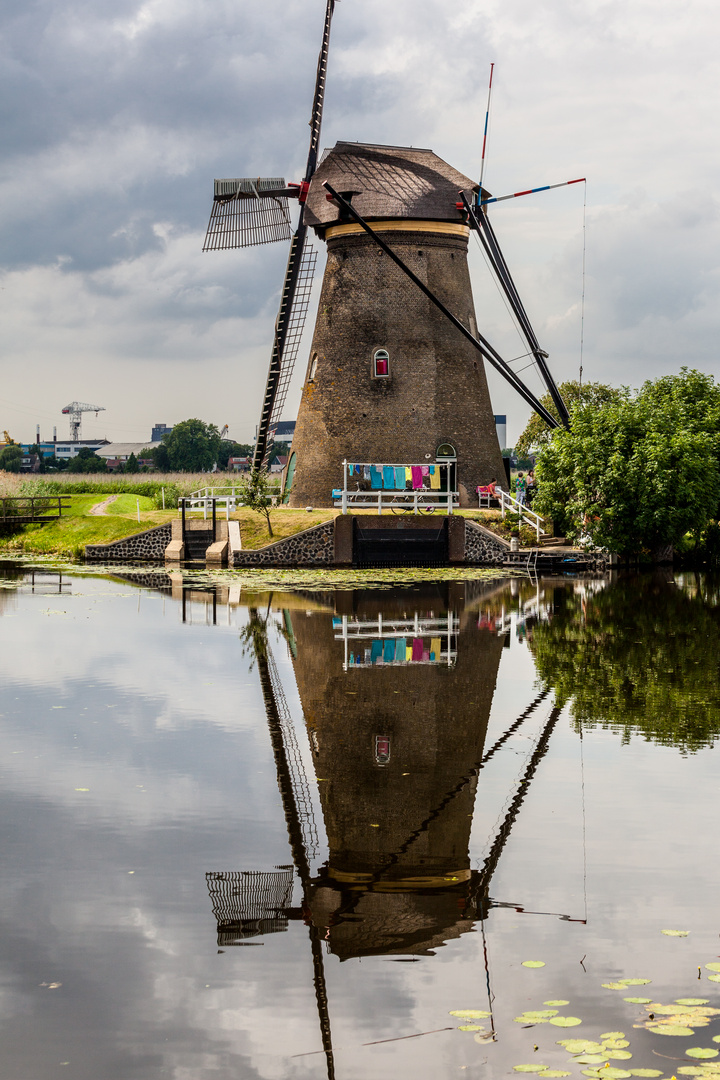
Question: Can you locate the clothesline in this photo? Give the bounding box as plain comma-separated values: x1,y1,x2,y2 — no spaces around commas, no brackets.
345,461,449,492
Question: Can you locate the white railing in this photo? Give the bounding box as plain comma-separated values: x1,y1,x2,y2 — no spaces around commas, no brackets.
334,460,459,515
333,612,458,669
478,485,548,541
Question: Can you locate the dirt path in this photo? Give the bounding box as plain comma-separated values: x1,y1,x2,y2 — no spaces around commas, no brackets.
89,494,119,516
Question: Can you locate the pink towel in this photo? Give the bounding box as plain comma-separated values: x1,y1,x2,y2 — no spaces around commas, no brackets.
411,466,423,490
412,637,423,661
422,649,430,661
421,465,429,476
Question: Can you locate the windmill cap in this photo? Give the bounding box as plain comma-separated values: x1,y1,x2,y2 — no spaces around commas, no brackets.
304,141,482,232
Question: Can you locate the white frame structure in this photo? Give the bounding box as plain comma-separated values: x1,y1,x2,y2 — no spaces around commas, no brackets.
333,611,458,671
334,460,459,515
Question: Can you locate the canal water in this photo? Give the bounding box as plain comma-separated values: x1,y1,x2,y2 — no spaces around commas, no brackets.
0,562,719,1080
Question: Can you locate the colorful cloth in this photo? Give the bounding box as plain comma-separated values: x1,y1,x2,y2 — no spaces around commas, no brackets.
430,467,441,490
405,467,412,483
370,466,382,489
363,465,371,480
383,638,395,662
412,637,423,661
405,645,412,661
421,465,429,476
371,640,382,663
395,638,406,662
395,467,406,489
430,637,441,659
383,465,395,489
411,466,423,490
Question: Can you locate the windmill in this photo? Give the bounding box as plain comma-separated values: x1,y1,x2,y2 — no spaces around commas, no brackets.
203,1,576,505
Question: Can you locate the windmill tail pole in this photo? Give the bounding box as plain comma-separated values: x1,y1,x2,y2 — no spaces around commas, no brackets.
304,0,337,182
462,194,570,429
322,182,560,430
478,62,495,197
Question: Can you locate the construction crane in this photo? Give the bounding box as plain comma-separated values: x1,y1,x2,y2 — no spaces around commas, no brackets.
61,402,105,442
2,431,15,446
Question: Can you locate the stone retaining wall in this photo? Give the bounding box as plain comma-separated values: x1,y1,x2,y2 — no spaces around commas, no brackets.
464,519,509,565
231,520,334,567
85,523,172,562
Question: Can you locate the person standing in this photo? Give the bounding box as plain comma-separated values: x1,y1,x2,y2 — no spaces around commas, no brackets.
515,471,527,507
525,470,535,507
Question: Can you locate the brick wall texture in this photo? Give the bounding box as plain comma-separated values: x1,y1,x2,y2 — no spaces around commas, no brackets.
287,227,505,509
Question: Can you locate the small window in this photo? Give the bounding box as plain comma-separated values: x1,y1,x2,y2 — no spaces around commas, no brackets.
373,348,390,378
436,443,456,460
307,353,318,383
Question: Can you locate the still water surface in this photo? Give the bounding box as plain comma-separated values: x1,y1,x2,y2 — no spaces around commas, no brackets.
0,564,719,1080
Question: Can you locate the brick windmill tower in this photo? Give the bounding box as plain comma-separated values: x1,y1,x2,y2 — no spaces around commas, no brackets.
203,1,569,507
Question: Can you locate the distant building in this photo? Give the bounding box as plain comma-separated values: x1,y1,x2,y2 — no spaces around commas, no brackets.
228,456,251,472
51,439,109,460
269,455,288,474
96,442,162,469
151,423,172,443
494,415,507,451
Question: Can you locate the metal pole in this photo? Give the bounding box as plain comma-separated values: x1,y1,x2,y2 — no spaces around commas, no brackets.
212,498,217,541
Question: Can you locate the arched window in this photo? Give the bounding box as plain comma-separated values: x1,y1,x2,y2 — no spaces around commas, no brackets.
372,348,390,378
436,443,456,460
307,353,318,383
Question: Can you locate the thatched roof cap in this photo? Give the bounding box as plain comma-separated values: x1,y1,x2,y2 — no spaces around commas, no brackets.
304,142,480,231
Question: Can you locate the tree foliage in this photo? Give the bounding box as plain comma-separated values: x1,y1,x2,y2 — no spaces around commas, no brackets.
529,575,720,753
515,381,622,456
0,445,23,472
66,447,108,473
533,369,720,555
238,469,275,537
157,418,222,472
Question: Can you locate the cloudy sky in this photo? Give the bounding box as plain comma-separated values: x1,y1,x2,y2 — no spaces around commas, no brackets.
1,0,718,446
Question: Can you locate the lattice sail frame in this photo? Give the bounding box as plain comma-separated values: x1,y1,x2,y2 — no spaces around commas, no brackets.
203,177,292,250
262,243,318,465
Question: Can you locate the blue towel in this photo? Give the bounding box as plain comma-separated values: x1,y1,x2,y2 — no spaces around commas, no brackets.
395,638,406,662
383,465,395,489
395,467,406,489
383,638,395,662
370,466,382,489
371,640,382,663
363,465,370,480
332,617,341,627
429,465,435,475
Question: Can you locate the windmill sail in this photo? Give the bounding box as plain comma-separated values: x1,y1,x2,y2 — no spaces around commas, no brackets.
252,0,337,470
261,243,318,467
203,177,292,250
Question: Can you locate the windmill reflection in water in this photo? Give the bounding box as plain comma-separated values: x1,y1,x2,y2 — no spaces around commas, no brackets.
206,584,582,1078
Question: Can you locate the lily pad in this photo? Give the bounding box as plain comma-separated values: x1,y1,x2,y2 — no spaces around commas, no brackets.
686,1048,719,1059
513,1065,547,1073
602,983,628,990
628,1071,663,1077
647,1023,695,1036
458,1024,485,1031
538,1072,571,1078
706,963,720,972
714,1036,720,1043
662,929,690,936
624,997,653,1004
449,1010,491,1018
709,974,720,983
618,978,651,986
560,1040,603,1053
522,960,546,968
549,1016,582,1027
606,1050,633,1060
575,1055,609,1064
677,999,710,1006
604,1041,631,1049
601,1033,627,1041
591,1070,631,1079
677,1069,706,1076
544,1000,570,1007
514,1015,549,1024
524,1010,559,1019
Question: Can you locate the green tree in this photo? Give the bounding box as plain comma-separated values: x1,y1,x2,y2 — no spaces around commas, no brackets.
159,419,222,472
124,452,140,473
515,381,622,456
0,445,23,472
529,575,720,753
66,447,108,473
533,369,720,555
238,469,275,537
